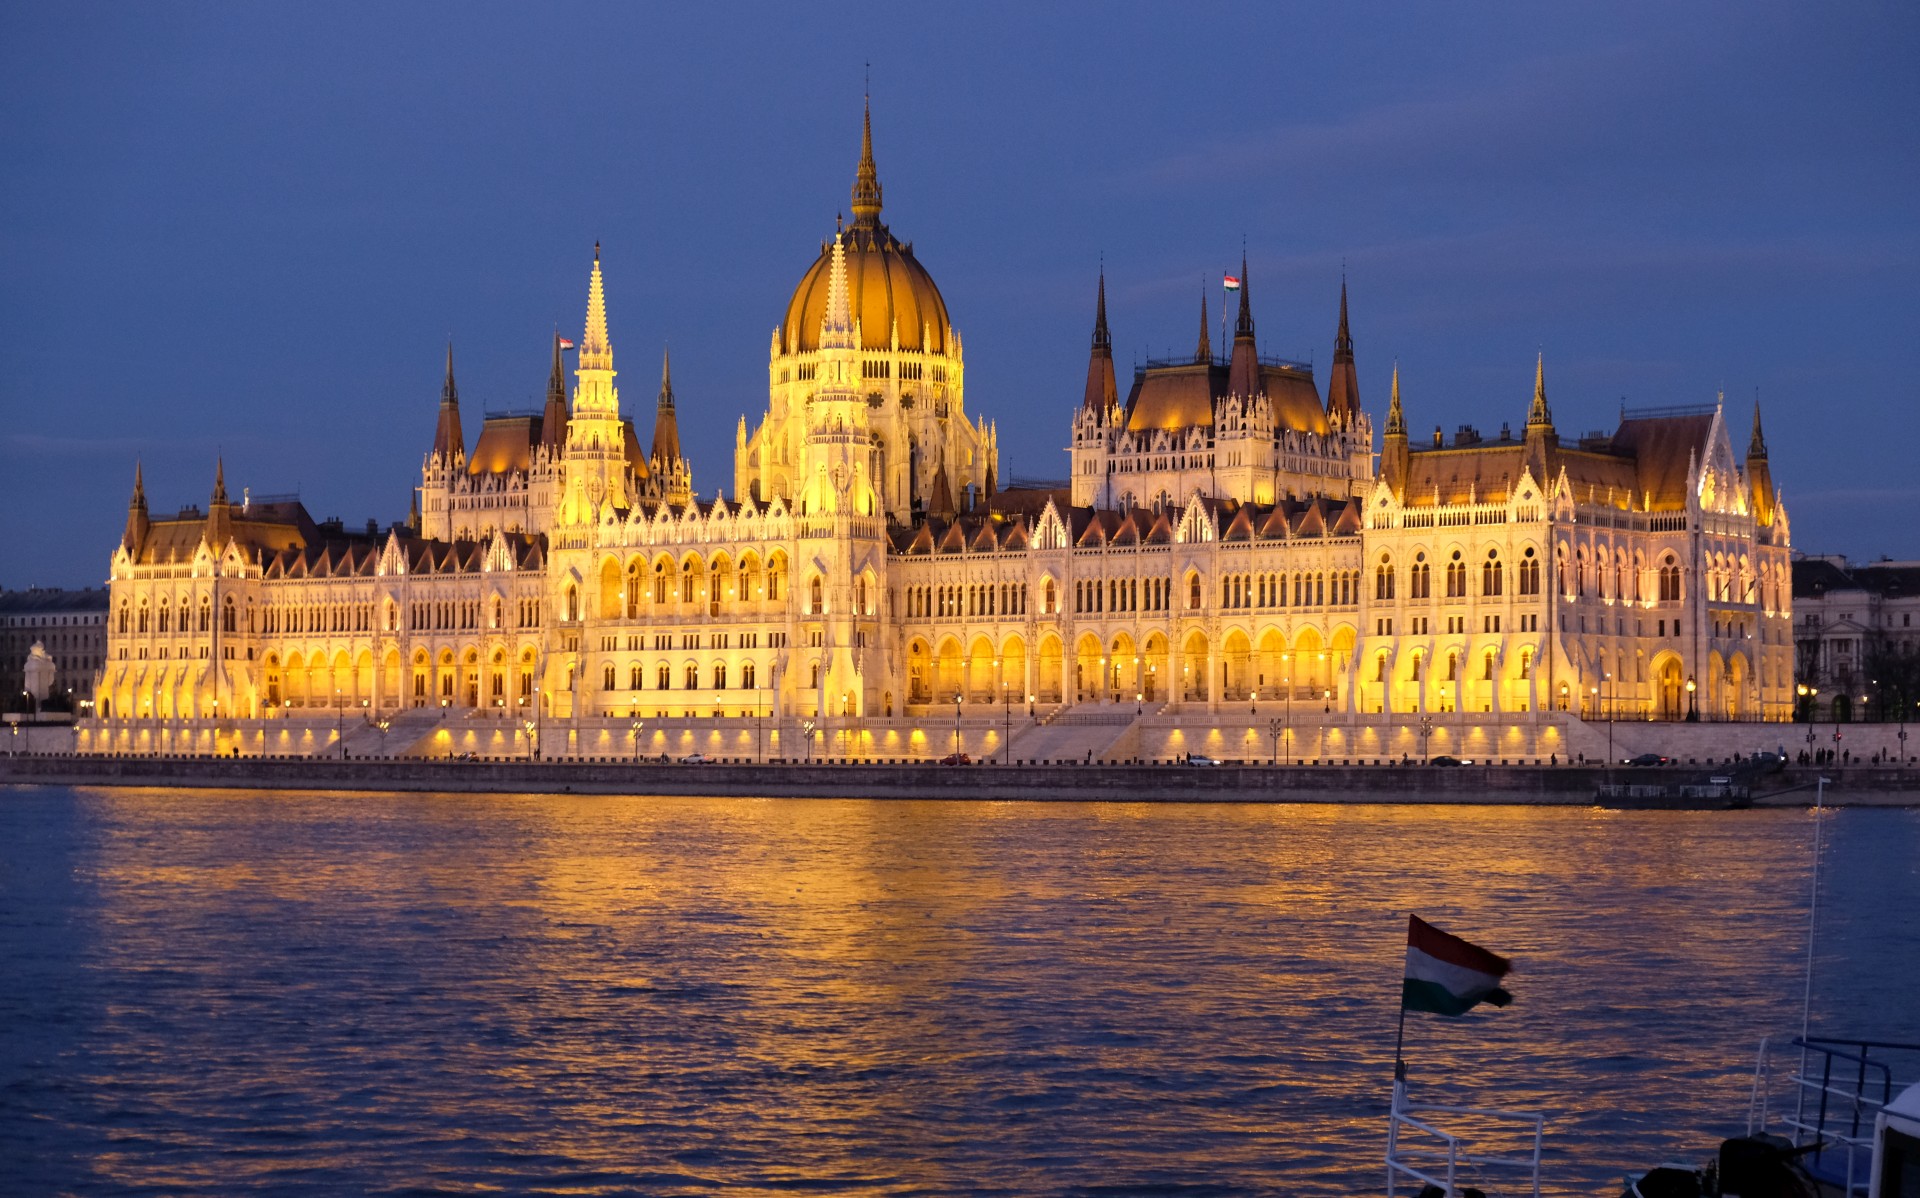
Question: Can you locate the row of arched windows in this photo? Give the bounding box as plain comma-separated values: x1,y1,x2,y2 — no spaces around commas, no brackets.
600,661,760,692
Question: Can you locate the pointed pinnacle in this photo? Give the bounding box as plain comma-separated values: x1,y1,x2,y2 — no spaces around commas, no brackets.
1092,268,1110,350
442,342,458,406
659,347,674,407
1235,252,1253,336
1197,289,1211,363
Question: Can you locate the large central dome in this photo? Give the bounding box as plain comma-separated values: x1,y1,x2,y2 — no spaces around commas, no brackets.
779,105,951,356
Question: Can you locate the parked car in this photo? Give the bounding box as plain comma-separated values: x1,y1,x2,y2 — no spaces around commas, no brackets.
1184,754,1221,766
938,752,972,766
679,753,711,765
1429,755,1473,767
1623,753,1671,767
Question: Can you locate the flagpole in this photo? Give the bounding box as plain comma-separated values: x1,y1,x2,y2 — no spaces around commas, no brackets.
1393,998,1408,1081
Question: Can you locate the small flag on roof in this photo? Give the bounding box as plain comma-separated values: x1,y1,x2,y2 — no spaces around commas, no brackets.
1402,915,1513,1016
558,337,575,350
1223,274,1241,291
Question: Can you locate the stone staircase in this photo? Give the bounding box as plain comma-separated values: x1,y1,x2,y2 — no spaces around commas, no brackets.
1013,702,1159,763
336,706,453,758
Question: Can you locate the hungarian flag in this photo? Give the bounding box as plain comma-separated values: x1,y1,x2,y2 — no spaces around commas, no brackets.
1403,915,1513,1016
558,337,575,350
1223,274,1241,291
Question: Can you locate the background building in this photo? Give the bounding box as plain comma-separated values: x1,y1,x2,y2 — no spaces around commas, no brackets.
2,588,109,712
1792,555,1920,723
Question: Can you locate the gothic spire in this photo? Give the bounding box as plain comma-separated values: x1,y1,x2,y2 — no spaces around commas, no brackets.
1527,353,1552,428
580,243,611,371
1326,276,1360,428
651,347,681,466
1082,268,1118,413
123,460,150,553
431,341,465,462
1195,290,1211,364
1234,253,1254,338
1386,363,1406,436
1748,395,1768,458
1228,255,1260,398
206,456,232,548
540,333,569,453
851,95,883,228
1092,267,1110,351
819,232,855,351
211,456,228,506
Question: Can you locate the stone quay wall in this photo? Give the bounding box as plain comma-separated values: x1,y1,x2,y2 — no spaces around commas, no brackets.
3,753,1914,805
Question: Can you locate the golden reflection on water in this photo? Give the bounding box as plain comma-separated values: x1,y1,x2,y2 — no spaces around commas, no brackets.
9,789,1916,1196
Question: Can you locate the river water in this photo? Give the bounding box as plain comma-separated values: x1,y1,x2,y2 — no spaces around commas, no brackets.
1,787,1914,1196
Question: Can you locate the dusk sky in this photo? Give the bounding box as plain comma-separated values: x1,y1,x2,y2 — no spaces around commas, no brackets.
3,2,1915,588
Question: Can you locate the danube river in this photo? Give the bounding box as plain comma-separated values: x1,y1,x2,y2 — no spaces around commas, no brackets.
2,787,1915,1196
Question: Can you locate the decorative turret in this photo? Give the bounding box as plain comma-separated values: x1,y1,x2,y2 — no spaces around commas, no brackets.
431,342,465,465
1747,395,1776,527
123,460,150,554
1523,353,1558,487
1195,290,1211,364
1381,364,1409,498
539,333,569,455
1082,269,1118,413
928,456,956,520
851,96,883,228
1326,278,1360,428
1228,255,1259,400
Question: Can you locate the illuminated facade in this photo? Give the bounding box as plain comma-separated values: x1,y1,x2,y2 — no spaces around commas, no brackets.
89,106,1795,755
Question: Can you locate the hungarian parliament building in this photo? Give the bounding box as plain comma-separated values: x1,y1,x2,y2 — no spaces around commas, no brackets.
88,107,1795,757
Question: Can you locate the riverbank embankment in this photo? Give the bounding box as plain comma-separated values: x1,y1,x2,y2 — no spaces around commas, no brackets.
2,754,1913,804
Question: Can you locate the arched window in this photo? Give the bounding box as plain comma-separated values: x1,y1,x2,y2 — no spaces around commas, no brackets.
630,664,643,690
1043,579,1056,614
1518,547,1540,595
684,663,699,689
118,603,129,634
658,663,671,690
1446,551,1467,598
682,562,696,605
1659,555,1682,602
564,585,579,622
713,663,728,690
602,664,616,690
1445,651,1458,682
810,576,824,615
1188,574,1202,610
654,562,669,605
222,596,236,633
856,576,868,615
158,599,170,634
743,662,756,690
1411,554,1431,600
1482,550,1503,596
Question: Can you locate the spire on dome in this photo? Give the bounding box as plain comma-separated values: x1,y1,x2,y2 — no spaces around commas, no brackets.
540,333,569,452
1326,276,1360,428
432,342,465,462
851,95,883,228
580,244,611,371
1195,290,1211,364
1527,353,1552,428
652,347,681,467
1082,269,1118,413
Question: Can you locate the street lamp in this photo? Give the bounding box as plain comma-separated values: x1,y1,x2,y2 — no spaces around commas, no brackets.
1419,714,1434,763
997,658,1009,765
1685,676,1698,722
335,687,344,759
802,718,816,763
953,692,963,758
630,718,643,763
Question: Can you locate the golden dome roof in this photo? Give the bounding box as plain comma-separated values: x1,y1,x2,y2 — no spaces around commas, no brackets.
779,104,951,357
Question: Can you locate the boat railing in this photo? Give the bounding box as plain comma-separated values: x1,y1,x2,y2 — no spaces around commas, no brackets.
1386,1080,1544,1198
1746,1035,1920,1196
